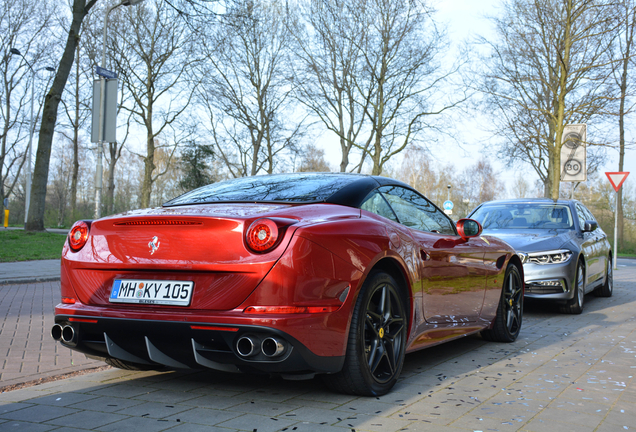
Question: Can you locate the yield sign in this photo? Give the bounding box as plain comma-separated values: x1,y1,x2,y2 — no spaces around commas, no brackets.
605,172,630,192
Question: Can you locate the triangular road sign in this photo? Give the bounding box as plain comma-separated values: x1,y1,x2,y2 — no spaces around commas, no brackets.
605,172,630,192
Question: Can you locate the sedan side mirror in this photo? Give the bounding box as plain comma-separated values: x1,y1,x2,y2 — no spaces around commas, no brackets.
582,220,598,233
457,218,483,240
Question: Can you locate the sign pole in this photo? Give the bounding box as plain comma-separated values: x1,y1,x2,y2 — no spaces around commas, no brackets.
614,192,618,270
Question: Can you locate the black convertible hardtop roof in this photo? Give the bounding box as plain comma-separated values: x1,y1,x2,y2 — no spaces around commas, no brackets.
163,172,413,208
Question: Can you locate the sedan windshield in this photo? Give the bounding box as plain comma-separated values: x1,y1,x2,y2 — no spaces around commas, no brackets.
471,204,574,230
164,173,363,206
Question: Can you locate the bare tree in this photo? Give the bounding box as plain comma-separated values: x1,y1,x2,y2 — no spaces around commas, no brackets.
108,0,197,208
611,0,636,248
291,0,372,172
292,0,462,175
458,158,503,205
0,0,54,222
81,5,139,216
198,0,304,178
48,140,75,227
25,0,98,231
511,174,534,198
392,150,462,210
57,32,94,223
394,149,439,195
111,148,142,213
478,0,617,199
296,143,331,172
358,0,465,175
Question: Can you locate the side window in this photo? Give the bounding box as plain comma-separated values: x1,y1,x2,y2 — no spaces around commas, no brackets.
360,191,399,223
575,204,587,229
581,204,597,222
379,186,455,235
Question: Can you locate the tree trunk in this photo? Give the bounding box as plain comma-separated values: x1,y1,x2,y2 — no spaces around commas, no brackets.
548,1,574,201
339,136,349,172
0,89,10,219
140,132,155,209
70,43,81,223
618,90,626,248
26,0,97,231
618,69,626,246
616,4,634,250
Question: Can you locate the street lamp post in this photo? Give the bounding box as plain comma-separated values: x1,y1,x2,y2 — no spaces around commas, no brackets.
94,0,145,219
9,48,55,226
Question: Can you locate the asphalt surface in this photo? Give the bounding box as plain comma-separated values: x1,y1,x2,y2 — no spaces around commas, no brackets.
0,260,634,431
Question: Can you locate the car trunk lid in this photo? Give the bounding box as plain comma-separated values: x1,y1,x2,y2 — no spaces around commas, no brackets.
63,204,296,311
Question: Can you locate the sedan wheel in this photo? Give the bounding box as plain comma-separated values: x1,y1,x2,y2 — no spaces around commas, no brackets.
594,255,613,297
560,260,585,314
322,271,407,396
481,263,523,342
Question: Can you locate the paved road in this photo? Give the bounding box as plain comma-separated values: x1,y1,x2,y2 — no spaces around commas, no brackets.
617,257,636,268
0,261,635,430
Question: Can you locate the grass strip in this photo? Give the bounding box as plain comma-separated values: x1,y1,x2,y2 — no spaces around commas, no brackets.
0,230,66,262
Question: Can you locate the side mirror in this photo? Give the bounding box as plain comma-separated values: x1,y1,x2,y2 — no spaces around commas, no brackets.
583,220,598,233
456,218,482,240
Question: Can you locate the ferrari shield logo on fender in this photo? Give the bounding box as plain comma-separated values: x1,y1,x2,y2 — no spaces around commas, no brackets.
148,236,160,255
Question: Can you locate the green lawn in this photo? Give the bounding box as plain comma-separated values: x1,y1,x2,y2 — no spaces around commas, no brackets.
0,230,67,262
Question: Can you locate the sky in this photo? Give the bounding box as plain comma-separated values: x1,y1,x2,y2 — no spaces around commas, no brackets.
319,0,635,198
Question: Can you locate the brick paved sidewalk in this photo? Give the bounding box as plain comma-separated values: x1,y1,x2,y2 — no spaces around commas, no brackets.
0,281,104,390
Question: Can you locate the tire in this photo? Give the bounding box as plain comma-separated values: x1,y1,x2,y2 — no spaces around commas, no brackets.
322,271,407,396
481,263,523,342
594,255,613,298
105,357,160,371
560,260,585,314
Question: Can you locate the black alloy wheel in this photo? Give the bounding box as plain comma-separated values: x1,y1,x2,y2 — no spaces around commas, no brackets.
363,278,406,385
481,263,523,342
322,271,407,396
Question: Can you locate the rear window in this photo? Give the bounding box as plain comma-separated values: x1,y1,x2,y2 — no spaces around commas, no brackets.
472,203,574,230
164,173,363,206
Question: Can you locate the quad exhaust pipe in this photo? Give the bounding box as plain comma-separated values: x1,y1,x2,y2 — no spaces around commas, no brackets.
51,324,63,341
236,336,257,357
51,324,77,345
261,337,285,357
235,335,286,358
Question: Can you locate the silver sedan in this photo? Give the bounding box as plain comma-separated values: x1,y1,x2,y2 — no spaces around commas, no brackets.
469,199,613,314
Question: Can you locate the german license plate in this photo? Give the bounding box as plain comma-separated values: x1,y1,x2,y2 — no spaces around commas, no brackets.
110,279,194,306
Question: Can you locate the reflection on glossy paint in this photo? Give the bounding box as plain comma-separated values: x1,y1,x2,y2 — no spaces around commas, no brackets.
409,325,485,348
433,237,466,249
346,248,364,270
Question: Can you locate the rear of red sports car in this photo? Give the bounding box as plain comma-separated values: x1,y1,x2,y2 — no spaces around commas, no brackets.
54,202,364,376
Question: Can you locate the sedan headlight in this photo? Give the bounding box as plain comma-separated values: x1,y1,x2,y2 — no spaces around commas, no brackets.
519,249,572,265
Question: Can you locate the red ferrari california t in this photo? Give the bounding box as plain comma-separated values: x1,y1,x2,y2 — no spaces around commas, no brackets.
53,173,523,396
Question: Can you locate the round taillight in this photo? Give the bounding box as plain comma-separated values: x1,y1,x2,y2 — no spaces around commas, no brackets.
246,218,279,253
68,221,89,252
